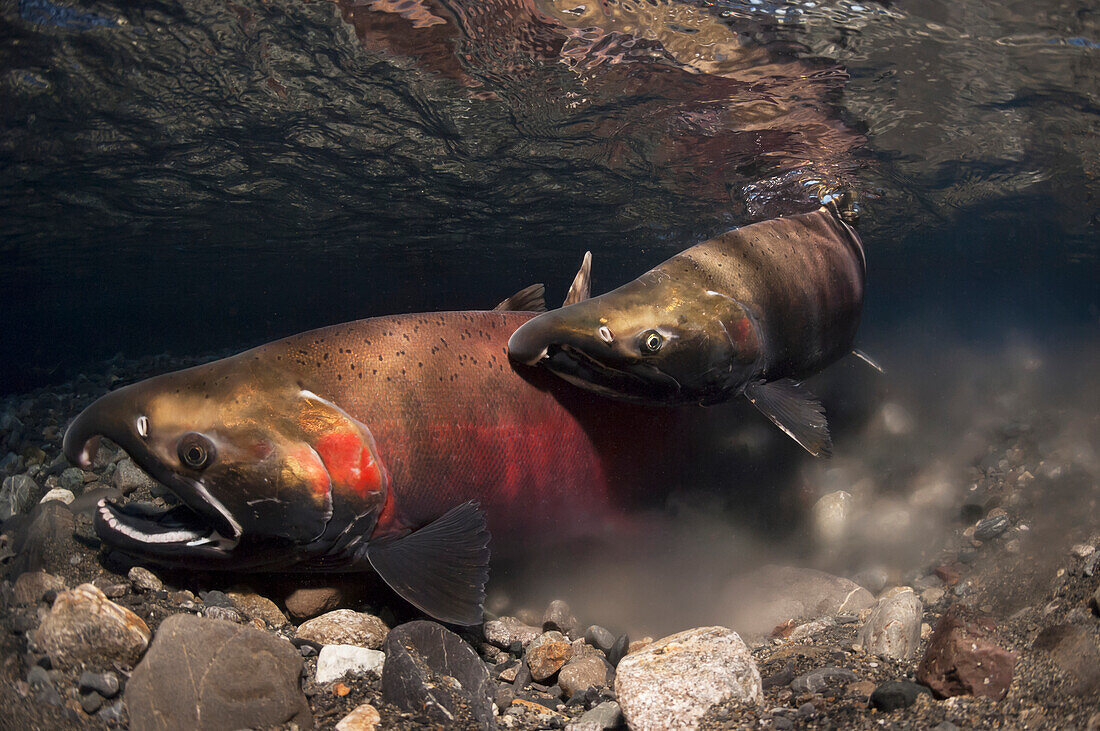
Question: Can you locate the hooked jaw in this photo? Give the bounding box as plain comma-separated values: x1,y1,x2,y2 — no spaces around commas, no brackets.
63,387,243,560
509,309,683,403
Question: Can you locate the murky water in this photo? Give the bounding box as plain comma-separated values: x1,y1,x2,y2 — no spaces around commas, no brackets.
1,0,1097,632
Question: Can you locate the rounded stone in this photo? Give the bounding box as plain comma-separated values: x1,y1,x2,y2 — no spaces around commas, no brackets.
296,609,389,650
228,591,287,627
558,656,610,698
34,583,151,669
336,702,382,731
126,613,311,728
127,566,163,593
615,626,762,731
857,586,922,660
526,631,572,681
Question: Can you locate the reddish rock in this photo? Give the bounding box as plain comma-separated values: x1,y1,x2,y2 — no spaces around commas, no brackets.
526,631,572,681
933,563,960,587
916,604,1016,700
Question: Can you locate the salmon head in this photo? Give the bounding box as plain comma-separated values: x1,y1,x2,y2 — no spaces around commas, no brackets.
508,268,763,406
62,353,387,569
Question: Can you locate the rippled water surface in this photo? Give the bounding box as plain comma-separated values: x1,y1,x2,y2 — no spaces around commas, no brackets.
1,0,1096,390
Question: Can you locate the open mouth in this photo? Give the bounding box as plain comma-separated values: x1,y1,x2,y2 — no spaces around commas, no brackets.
90,460,242,558
543,344,681,403
95,500,235,551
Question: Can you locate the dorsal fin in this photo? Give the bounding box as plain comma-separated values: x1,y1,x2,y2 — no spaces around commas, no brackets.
563,251,592,306
494,284,546,312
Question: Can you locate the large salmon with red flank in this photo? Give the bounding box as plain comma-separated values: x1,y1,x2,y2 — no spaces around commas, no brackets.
62,279,675,625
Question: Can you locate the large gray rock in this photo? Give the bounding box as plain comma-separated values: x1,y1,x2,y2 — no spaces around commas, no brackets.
857,586,923,660
126,613,313,729
0,474,40,519
615,626,762,731
723,566,875,637
34,583,151,669
296,609,388,649
382,620,496,728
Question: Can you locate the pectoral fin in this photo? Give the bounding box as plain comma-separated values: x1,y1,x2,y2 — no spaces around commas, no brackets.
851,349,884,374
494,284,547,312
366,500,491,625
744,379,832,457
563,251,592,306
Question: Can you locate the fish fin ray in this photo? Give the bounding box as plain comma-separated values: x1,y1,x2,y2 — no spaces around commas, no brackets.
744,379,832,457
563,251,592,306
494,284,547,312
366,500,491,625
851,349,885,374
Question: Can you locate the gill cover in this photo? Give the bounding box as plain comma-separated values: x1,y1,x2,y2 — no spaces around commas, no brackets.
63,362,387,548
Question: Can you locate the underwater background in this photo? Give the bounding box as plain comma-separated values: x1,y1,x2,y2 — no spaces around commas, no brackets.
1,0,1095,395
1,0,1099,633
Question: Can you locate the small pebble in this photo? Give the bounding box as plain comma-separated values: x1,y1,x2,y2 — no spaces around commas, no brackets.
584,625,615,654
80,691,103,714
79,670,121,698
128,566,163,593
869,680,931,711
974,514,1010,541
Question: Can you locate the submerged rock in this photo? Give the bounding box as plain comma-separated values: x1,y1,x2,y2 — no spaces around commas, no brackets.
7,501,77,576
857,586,922,660
1032,624,1100,696
0,474,40,519
127,566,163,593
126,613,312,729
284,585,345,621
615,626,762,731
526,631,572,681
35,583,150,669
543,599,579,637
227,590,287,627
112,457,157,493
39,488,74,505
335,703,382,731
381,620,496,728
724,566,875,637
558,656,611,698
485,616,542,650
12,570,66,605
917,604,1016,700
296,609,388,649
316,644,386,683
869,680,931,711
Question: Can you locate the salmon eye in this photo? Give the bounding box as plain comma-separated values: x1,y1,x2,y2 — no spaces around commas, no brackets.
178,433,215,470
640,330,663,354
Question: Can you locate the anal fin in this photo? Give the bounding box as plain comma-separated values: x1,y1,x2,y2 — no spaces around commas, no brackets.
495,284,547,313
366,500,491,626
744,379,832,457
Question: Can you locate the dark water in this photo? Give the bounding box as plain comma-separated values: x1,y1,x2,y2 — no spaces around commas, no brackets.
1,0,1097,633
3,0,1092,394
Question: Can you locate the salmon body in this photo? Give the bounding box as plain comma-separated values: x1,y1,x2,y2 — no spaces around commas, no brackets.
63,309,671,623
